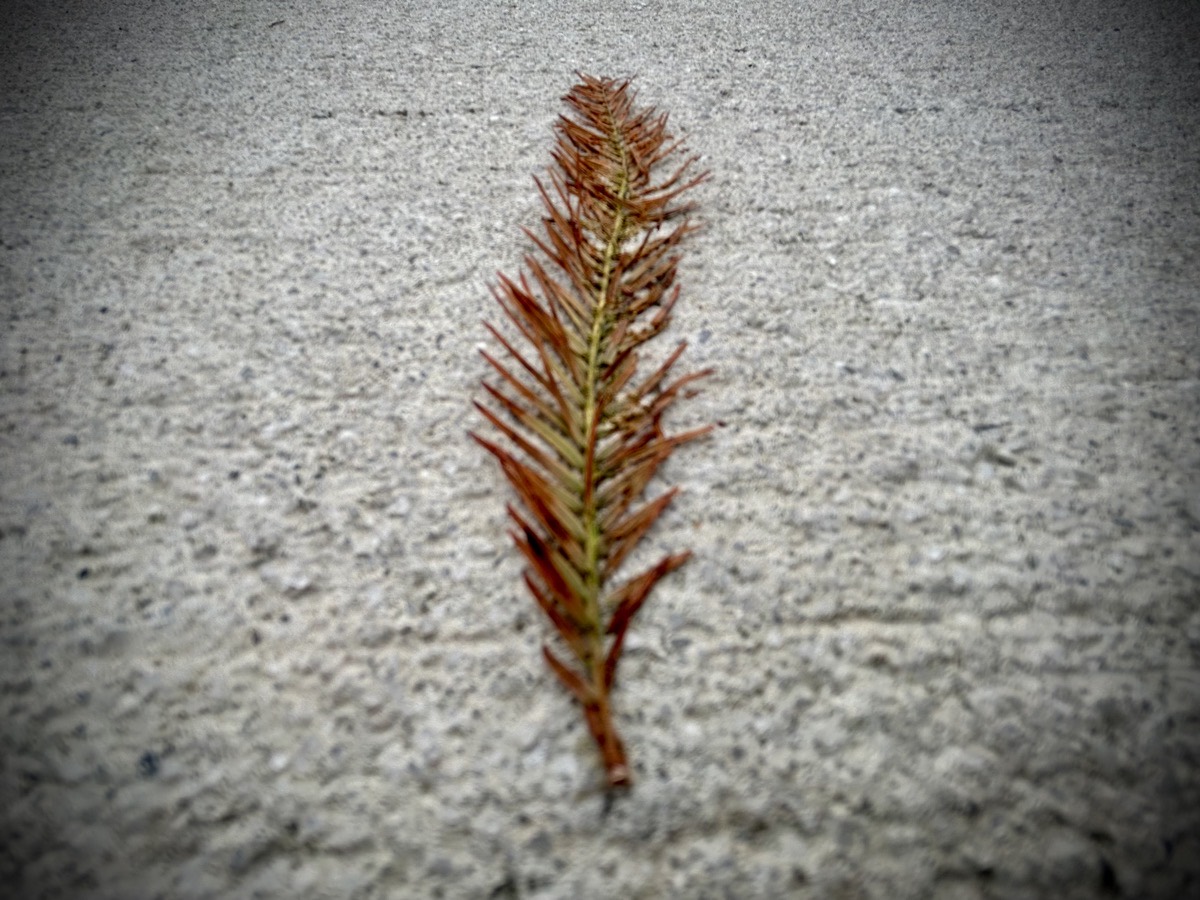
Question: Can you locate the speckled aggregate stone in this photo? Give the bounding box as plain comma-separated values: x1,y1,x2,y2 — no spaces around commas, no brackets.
1,1,1198,898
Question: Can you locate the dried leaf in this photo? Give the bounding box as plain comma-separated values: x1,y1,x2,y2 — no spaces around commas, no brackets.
473,74,711,789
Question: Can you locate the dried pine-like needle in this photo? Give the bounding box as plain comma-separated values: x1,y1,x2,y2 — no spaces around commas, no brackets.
472,73,711,789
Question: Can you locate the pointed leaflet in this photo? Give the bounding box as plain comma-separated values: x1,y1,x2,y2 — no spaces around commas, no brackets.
602,551,692,691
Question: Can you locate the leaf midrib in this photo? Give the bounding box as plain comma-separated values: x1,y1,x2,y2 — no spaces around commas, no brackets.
579,112,632,665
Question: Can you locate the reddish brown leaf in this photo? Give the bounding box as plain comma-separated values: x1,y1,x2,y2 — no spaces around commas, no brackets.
474,74,711,789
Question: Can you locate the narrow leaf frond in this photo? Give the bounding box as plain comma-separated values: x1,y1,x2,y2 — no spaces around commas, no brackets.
474,74,712,789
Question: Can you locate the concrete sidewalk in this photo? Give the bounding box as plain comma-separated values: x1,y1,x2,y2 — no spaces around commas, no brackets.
2,1,1197,896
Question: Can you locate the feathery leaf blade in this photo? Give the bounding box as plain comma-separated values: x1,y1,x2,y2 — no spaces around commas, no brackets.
474,74,711,789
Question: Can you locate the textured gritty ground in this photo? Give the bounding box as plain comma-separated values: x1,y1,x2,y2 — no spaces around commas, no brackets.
2,1,1199,897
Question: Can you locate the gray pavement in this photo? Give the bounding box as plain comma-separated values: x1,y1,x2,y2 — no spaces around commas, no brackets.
2,0,1198,897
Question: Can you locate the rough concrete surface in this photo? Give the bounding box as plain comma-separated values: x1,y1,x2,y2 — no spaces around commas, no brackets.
2,0,1198,897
